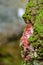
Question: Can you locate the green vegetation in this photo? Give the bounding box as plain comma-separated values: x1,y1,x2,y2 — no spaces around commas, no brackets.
23,0,43,24
22,0,43,65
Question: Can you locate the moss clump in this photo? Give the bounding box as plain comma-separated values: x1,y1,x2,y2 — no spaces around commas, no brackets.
22,0,43,65
23,0,43,24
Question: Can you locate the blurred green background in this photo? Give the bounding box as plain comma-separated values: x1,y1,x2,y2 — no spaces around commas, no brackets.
0,0,27,65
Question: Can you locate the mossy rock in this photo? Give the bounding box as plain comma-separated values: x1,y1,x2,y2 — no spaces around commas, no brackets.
23,0,43,64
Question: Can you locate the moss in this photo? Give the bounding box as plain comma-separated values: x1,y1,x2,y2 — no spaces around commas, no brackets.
23,0,43,64
23,0,43,24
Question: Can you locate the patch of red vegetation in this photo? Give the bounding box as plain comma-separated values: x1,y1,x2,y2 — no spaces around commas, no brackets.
20,24,33,61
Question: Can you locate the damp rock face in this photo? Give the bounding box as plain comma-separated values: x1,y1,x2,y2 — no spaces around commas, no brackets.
22,0,43,65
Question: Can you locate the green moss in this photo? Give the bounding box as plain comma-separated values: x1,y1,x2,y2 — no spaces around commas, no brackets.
23,0,43,24
23,0,43,63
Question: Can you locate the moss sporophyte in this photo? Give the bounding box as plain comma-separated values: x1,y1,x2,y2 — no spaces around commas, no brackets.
20,0,43,65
